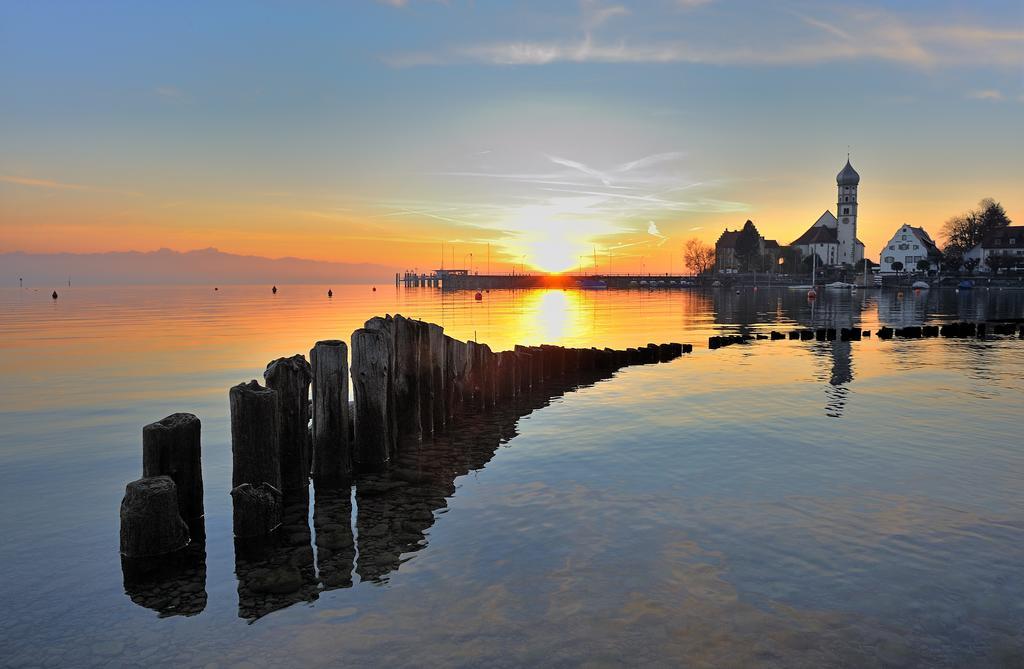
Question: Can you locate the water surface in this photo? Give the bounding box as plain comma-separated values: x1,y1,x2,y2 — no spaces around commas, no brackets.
1,285,1022,667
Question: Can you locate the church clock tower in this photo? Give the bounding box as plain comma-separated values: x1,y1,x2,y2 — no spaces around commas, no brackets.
836,156,860,266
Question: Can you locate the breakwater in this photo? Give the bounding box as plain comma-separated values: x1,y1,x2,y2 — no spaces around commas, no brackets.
116,314,691,618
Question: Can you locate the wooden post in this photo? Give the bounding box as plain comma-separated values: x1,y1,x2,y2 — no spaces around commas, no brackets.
497,350,517,400
229,482,282,538
428,323,447,432
229,380,281,491
515,351,533,395
264,355,313,491
364,316,398,446
392,315,422,437
444,335,467,419
415,320,434,435
142,413,204,529
120,476,190,558
310,340,352,483
351,327,392,471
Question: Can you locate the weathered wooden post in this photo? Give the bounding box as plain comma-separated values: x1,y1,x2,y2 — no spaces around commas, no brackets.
229,380,281,491
351,327,393,471
392,315,422,436
515,351,533,395
120,476,190,557
230,482,282,538
415,320,435,435
365,315,398,444
444,335,467,418
265,355,313,491
497,350,517,400
142,413,204,530
478,344,496,409
427,323,447,432
310,340,352,483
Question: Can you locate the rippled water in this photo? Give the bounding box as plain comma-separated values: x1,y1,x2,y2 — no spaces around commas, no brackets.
1,284,1022,667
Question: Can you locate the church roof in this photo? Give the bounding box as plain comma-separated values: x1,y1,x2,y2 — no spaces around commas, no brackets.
813,210,839,228
791,225,838,246
837,159,860,186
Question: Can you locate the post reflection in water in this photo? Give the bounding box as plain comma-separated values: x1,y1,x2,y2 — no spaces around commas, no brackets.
232,359,629,619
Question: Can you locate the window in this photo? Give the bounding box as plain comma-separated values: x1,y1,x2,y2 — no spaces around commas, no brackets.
884,256,895,263
842,207,850,214
913,245,919,249
889,245,895,250
1011,238,1017,245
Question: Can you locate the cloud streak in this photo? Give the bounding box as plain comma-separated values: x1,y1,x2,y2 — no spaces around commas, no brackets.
385,4,1024,70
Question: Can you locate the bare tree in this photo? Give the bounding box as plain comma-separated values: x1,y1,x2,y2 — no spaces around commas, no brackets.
682,238,715,275
941,198,1012,258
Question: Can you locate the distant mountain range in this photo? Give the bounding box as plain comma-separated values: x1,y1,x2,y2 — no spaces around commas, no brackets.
1,248,394,286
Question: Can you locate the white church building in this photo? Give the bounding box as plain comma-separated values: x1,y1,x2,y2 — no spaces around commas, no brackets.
790,159,866,267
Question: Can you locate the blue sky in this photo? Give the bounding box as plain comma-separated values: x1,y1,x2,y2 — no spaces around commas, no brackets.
1,0,1021,271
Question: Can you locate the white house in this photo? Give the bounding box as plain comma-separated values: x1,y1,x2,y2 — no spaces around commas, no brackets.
879,224,942,273
790,158,866,267
963,226,1024,272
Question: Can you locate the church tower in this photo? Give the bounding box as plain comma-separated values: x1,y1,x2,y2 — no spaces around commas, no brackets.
836,156,860,266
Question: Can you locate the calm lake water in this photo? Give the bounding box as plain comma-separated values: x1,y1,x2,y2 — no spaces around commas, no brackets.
1,284,1023,667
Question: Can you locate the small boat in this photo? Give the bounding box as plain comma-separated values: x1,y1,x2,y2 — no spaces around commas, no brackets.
578,278,608,289
912,280,930,290
711,280,721,287
957,280,973,290
825,281,855,290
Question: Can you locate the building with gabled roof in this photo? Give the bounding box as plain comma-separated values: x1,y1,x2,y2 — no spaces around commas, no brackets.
879,224,942,273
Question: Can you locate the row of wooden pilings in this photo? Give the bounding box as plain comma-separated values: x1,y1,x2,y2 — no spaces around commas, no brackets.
709,320,1024,349
119,313,693,559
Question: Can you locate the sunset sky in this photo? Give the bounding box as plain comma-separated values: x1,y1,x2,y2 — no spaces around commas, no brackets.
1,0,1022,274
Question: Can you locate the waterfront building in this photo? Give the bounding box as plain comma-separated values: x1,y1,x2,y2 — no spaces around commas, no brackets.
789,158,866,268
879,224,942,273
715,220,781,272
963,226,1024,272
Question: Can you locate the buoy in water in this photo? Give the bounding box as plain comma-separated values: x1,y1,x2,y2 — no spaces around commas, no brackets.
214,287,218,291
51,291,58,300
474,291,482,301
897,291,904,298
807,289,817,300
272,285,277,294
328,289,333,298
372,286,376,292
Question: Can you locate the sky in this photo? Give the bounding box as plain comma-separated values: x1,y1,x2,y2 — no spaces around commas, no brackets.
1,0,1022,274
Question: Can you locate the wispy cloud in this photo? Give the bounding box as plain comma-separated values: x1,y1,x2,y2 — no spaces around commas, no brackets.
0,174,141,197
0,175,88,191
154,85,190,103
385,4,1023,70
967,89,1004,101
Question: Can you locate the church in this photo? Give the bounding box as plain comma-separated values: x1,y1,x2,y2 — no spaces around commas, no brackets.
789,159,866,268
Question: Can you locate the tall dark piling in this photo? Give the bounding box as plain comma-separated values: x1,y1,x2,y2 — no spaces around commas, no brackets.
515,350,533,395
427,323,447,431
265,355,313,491
229,380,281,491
365,316,398,444
416,320,435,435
351,327,393,471
142,413,204,530
392,315,422,436
497,350,518,400
310,340,351,483
120,476,190,558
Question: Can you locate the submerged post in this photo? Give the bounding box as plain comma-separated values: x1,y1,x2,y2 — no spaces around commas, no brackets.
310,340,352,483
264,355,313,491
120,476,190,558
229,380,281,491
142,413,204,530
351,327,392,471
